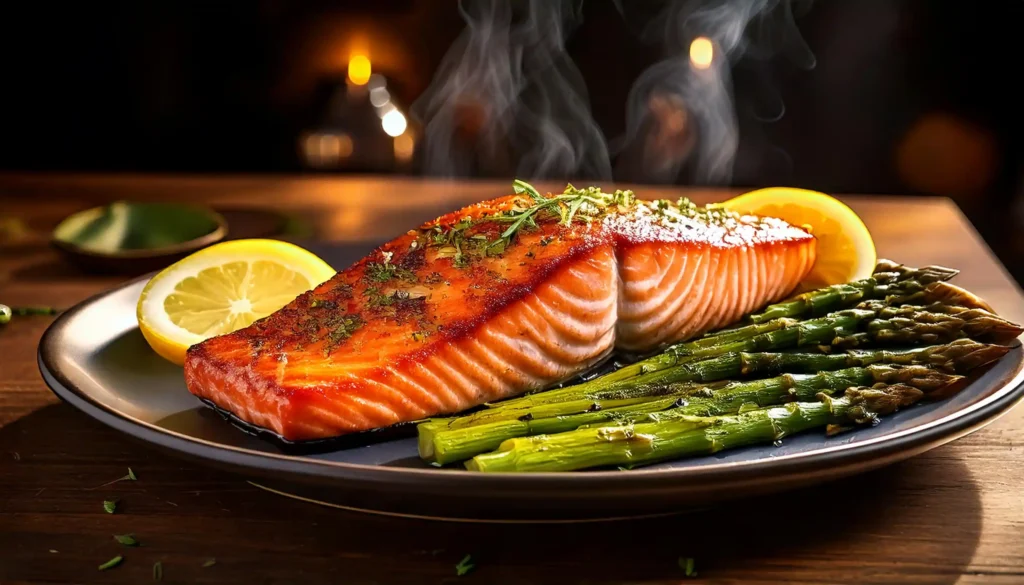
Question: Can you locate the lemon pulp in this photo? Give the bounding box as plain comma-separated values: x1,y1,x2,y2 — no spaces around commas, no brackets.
137,239,336,365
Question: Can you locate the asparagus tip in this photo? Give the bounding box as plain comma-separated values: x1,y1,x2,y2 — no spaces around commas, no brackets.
958,309,1024,343
867,364,964,393
844,382,925,419
873,259,959,284
922,282,995,311
930,339,1013,372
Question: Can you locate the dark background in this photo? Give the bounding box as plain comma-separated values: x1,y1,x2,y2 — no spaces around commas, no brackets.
1,0,1022,282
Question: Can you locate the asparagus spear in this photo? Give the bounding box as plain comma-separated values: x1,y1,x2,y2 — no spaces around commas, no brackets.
418,306,1015,445
873,259,960,283
426,361,965,465
569,302,1020,389
466,383,936,473
734,262,959,326
835,307,1023,346
894,281,994,312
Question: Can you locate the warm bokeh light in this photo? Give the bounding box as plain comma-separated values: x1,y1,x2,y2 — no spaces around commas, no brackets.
348,55,372,85
394,133,415,162
381,109,408,137
895,112,997,199
369,87,390,108
302,132,353,167
689,37,714,70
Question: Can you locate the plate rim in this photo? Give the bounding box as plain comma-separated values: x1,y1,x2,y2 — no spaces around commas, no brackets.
38,274,1024,493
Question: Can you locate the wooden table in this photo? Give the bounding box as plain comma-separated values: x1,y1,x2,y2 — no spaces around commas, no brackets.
2,173,1023,585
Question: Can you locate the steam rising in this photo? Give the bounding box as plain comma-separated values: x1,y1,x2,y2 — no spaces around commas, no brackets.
414,0,815,185
412,0,610,180
615,0,816,185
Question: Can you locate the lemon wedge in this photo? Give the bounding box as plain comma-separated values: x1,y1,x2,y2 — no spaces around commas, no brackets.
721,187,876,289
136,239,336,365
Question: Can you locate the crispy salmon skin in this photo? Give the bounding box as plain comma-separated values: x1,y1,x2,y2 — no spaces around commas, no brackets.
185,185,815,440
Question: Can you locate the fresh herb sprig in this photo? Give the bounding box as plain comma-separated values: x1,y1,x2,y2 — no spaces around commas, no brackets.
422,179,635,267
490,180,635,251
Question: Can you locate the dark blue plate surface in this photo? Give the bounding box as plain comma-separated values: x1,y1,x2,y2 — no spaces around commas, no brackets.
38,243,1024,521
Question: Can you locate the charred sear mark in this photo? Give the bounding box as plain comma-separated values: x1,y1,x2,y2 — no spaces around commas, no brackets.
397,246,426,272
308,298,339,310
423,271,447,286
484,269,509,285
330,283,354,298
248,337,266,358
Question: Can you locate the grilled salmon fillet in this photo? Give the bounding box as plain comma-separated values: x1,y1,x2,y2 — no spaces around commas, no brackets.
185,186,816,440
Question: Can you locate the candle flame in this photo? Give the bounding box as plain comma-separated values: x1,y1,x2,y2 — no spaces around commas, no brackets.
348,55,372,85
689,37,714,69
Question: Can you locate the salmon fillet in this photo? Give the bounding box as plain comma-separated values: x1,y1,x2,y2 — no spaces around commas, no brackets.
185,186,816,441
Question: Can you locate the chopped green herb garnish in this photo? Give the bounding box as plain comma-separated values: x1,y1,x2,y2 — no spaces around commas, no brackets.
103,499,118,514
95,468,136,489
98,555,123,571
114,533,139,547
153,561,163,581
678,557,697,577
202,558,217,568
365,251,417,283
455,554,475,576
323,315,364,356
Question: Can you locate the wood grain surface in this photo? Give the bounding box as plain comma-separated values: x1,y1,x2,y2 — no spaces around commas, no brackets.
1,173,1023,585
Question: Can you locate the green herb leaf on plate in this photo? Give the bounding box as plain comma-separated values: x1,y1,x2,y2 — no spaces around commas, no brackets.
103,499,118,514
153,561,163,581
114,533,139,547
455,554,475,576
678,557,697,577
98,555,123,571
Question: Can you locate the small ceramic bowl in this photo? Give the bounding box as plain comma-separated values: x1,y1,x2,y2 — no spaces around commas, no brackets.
52,201,228,274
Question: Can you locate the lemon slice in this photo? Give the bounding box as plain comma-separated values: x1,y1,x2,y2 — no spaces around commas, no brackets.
136,239,336,366
721,187,876,289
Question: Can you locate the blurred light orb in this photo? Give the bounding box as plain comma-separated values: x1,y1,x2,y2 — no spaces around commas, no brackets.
370,87,391,108
348,55,372,85
394,133,415,162
381,110,408,137
689,37,714,70
302,132,353,167
895,112,997,199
